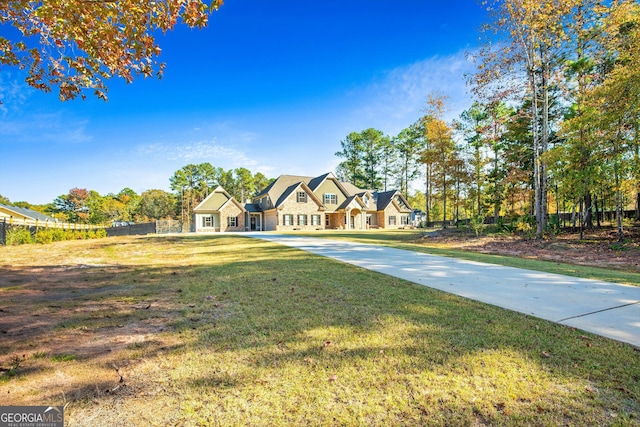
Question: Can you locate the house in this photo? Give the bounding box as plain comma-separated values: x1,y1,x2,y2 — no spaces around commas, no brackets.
192,186,246,232
192,173,413,232
0,203,57,224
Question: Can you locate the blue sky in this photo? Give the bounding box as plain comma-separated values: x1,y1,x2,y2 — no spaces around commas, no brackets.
1,1,488,205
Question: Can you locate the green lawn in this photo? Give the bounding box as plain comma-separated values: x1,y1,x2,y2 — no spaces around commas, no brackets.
0,235,638,426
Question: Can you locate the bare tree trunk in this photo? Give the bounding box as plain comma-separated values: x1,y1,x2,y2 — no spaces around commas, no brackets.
615,162,624,242
425,165,431,224
442,173,447,229
584,192,594,229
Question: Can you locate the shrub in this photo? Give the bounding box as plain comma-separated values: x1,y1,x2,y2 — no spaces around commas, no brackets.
467,214,485,237
515,215,536,239
546,214,561,236
4,224,109,246
6,227,33,245
34,229,54,244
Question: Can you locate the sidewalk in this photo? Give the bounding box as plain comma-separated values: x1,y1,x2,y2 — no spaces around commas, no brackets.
247,233,640,348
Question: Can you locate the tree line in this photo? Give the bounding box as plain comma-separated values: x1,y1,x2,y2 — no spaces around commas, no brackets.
335,0,640,240
0,165,273,226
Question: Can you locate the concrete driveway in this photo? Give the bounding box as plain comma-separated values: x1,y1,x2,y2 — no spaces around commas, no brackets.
247,233,640,348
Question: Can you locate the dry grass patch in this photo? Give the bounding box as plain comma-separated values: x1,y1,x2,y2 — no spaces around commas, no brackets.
1,235,638,426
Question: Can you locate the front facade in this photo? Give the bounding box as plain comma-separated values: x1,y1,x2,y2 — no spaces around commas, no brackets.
249,173,413,232
192,186,246,232
192,173,413,233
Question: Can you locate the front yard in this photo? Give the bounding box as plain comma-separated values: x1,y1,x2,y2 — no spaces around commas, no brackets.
1,235,638,426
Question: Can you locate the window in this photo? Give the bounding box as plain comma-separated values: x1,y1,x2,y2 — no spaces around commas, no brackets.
203,216,213,227
311,214,321,226
401,215,410,225
297,214,307,226
283,214,293,226
324,193,337,205
228,216,237,227
297,191,307,203
388,216,397,225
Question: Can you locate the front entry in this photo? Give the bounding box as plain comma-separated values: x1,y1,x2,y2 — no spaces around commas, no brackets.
250,214,261,231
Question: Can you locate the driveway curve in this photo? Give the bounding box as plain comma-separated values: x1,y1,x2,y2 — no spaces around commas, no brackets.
246,233,640,348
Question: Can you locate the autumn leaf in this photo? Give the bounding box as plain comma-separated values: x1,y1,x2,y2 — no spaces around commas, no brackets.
0,0,224,101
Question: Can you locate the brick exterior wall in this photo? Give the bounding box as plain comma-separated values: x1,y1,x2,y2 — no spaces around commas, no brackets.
379,204,411,229
219,202,245,232
273,191,324,231
194,202,245,232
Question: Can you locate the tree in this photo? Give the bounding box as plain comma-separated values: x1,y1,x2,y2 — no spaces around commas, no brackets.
253,172,273,195
53,187,90,222
421,95,456,228
456,102,489,217
475,0,576,238
394,121,424,199
359,128,387,190
0,0,223,101
137,189,176,220
232,167,255,202
0,194,10,205
335,132,365,188
586,0,640,241
169,163,203,227
484,101,512,224
379,134,397,192
117,187,140,221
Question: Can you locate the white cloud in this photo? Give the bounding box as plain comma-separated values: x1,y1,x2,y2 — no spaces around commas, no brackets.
351,50,476,134
0,72,30,115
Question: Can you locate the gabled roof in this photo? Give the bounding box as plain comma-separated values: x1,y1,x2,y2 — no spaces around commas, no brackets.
255,175,311,202
374,190,412,212
0,203,56,222
276,181,324,209
337,195,366,211
193,186,246,212
252,173,411,213
374,190,398,210
307,172,334,191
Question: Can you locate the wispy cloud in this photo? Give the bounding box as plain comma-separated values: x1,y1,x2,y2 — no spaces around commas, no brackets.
351,50,476,134
0,72,30,116
137,140,259,168
0,112,92,145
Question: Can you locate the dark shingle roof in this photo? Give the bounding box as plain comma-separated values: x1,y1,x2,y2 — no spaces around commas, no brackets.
374,191,396,210
244,203,262,213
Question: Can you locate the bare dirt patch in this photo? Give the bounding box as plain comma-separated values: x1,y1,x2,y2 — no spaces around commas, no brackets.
0,256,187,407
419,225,640,273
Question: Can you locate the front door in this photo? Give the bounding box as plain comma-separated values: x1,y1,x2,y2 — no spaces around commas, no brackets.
250,215,260,231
